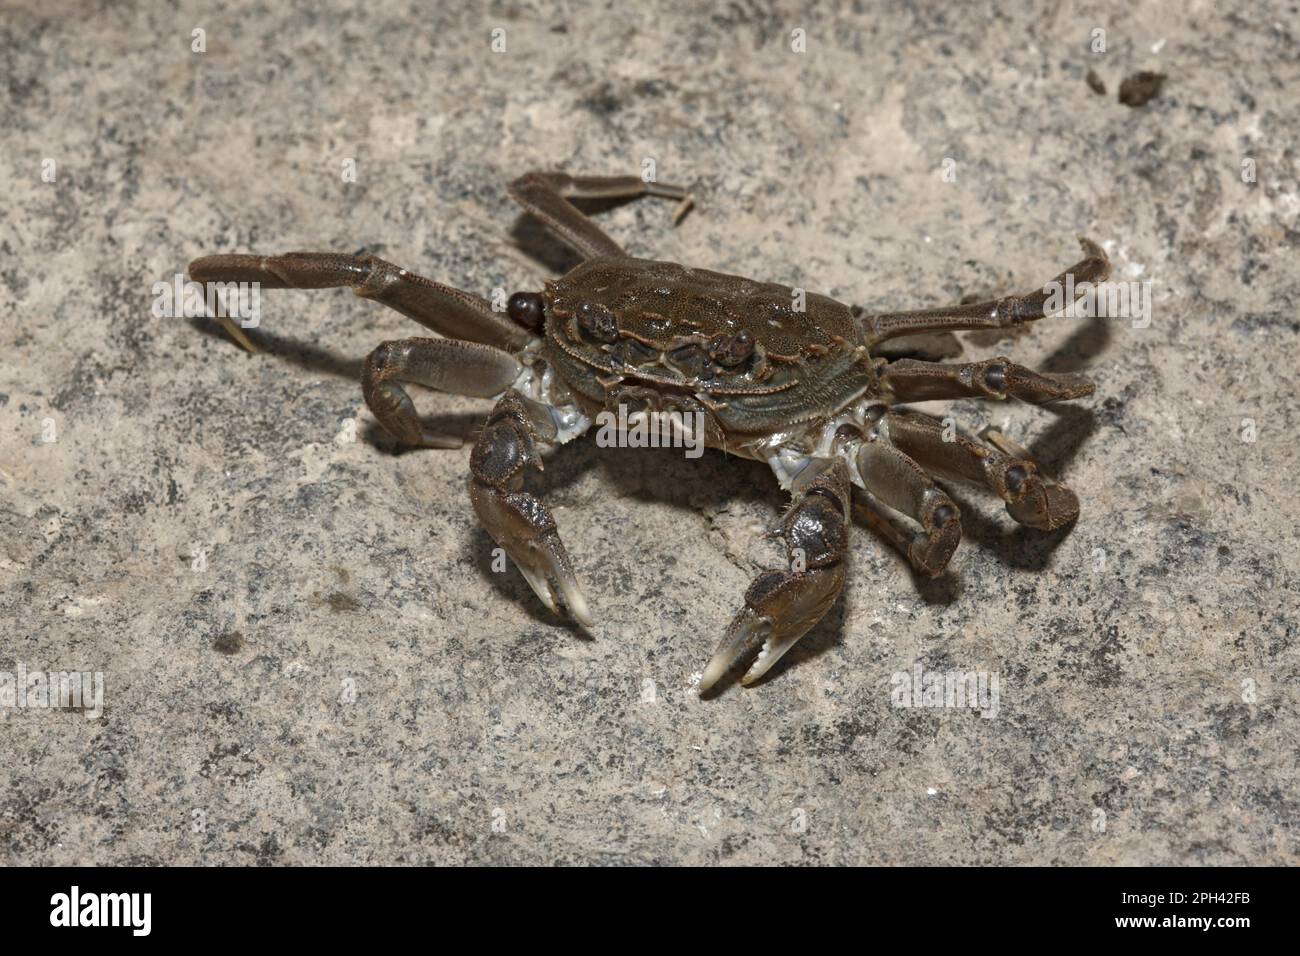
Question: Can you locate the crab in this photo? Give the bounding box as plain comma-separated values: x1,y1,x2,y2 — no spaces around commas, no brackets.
189,170,1109,694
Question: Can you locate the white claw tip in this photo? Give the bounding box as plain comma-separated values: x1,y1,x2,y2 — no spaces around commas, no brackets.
564,588,594,629
698,659,728,695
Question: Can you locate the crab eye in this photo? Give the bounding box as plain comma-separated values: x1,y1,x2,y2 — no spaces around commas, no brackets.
507,292,545,330
708,330,754,367
576,302,619,343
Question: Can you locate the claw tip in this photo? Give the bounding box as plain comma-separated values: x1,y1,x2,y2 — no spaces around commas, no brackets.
698,659,728,695
564,588,594,629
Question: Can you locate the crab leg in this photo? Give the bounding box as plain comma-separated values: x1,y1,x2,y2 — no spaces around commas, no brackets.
700,461,850,694
883,409,1081,530
508,171,694,261
188,252,530,350
860,238,1110,343
469,391,593,627
880,356,1094,404
853,440,963,576
361,337,521,448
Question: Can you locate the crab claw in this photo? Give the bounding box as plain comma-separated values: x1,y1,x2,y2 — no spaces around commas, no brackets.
700,566,844,693
470,485,593,627
470,392,593,628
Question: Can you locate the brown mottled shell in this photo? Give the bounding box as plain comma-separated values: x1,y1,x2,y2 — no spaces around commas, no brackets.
541,257,876,435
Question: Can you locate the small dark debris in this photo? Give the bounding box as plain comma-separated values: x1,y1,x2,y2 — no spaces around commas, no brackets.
578,82,622,117
1118,71,1166,107
328,592,360,612
633,78,673,98
1231,311,1300,335
1086,69,1106,95
212,631,244,654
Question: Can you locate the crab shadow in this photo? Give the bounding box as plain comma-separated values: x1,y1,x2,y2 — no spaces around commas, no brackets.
359,417,485,456
461,399,1096,686
187,315,366,380
1039,314,1114,374
190,316,492,453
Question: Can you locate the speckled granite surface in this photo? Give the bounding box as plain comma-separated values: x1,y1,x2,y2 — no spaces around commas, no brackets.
2,1,1297,865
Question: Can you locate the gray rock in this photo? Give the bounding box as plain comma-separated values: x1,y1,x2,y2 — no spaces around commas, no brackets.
1,1,1296,865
